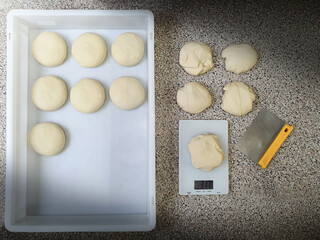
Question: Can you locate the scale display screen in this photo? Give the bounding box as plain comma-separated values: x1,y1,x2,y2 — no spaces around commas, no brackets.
194,180,213,190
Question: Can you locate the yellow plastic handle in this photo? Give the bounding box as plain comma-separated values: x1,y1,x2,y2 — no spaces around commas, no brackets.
258,124,294,168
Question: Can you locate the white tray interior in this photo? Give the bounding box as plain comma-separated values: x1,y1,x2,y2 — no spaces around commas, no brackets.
6,10,155,232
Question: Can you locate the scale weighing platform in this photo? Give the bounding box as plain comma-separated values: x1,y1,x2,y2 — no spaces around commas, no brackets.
179,120,229,195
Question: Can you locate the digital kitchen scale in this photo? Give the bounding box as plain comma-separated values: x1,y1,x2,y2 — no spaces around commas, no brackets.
179,120,229,195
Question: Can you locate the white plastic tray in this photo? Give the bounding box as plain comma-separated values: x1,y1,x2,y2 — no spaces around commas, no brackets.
5,10,155,232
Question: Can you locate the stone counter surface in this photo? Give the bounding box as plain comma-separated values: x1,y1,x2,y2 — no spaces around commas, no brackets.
0,0,319,239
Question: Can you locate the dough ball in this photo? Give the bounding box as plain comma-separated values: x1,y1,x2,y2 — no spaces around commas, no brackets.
32,32,67,67
188,133,225,172
179,41,214,76
177,82,212,114
109,76,145,110
72,33,107,68
111,33,144,67
28,122,65,156
222,43,258,74
32,76,67,111
221,82,256,116
70,78,105,113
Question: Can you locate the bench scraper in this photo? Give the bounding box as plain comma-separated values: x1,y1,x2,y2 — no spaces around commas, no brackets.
236,109,293,168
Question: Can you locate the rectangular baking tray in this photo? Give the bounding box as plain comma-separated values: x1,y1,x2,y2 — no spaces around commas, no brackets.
5,10,155,232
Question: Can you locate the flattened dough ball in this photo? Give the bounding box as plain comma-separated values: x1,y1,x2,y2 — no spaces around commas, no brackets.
179,41,214,76
222,43,258,74
109,76,145,110
72,33,107,68
221,82,256,116
70,78,105,113
111,33,144,66
28,122,66,156
32,76,67,111
32,32,67,67
177,82,212,114
188,133,225,172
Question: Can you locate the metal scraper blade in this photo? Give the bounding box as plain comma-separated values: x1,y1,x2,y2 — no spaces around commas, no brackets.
236,109,284,163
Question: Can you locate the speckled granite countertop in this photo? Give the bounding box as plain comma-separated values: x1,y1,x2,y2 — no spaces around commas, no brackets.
0,0,319,239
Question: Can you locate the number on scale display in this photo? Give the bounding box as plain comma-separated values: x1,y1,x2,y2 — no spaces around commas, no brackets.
194,180,214,190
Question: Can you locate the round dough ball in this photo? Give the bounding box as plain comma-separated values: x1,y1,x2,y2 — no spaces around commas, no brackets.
188,133,225,172
32,32,67,67
221,82,256,116
179,41,214,76
111,33,144,66
28,122,65,156
109,76,145,110
70,78,105,113
32,76,67,111
72,33,107,68
177,82,212,114
222,43,258,74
